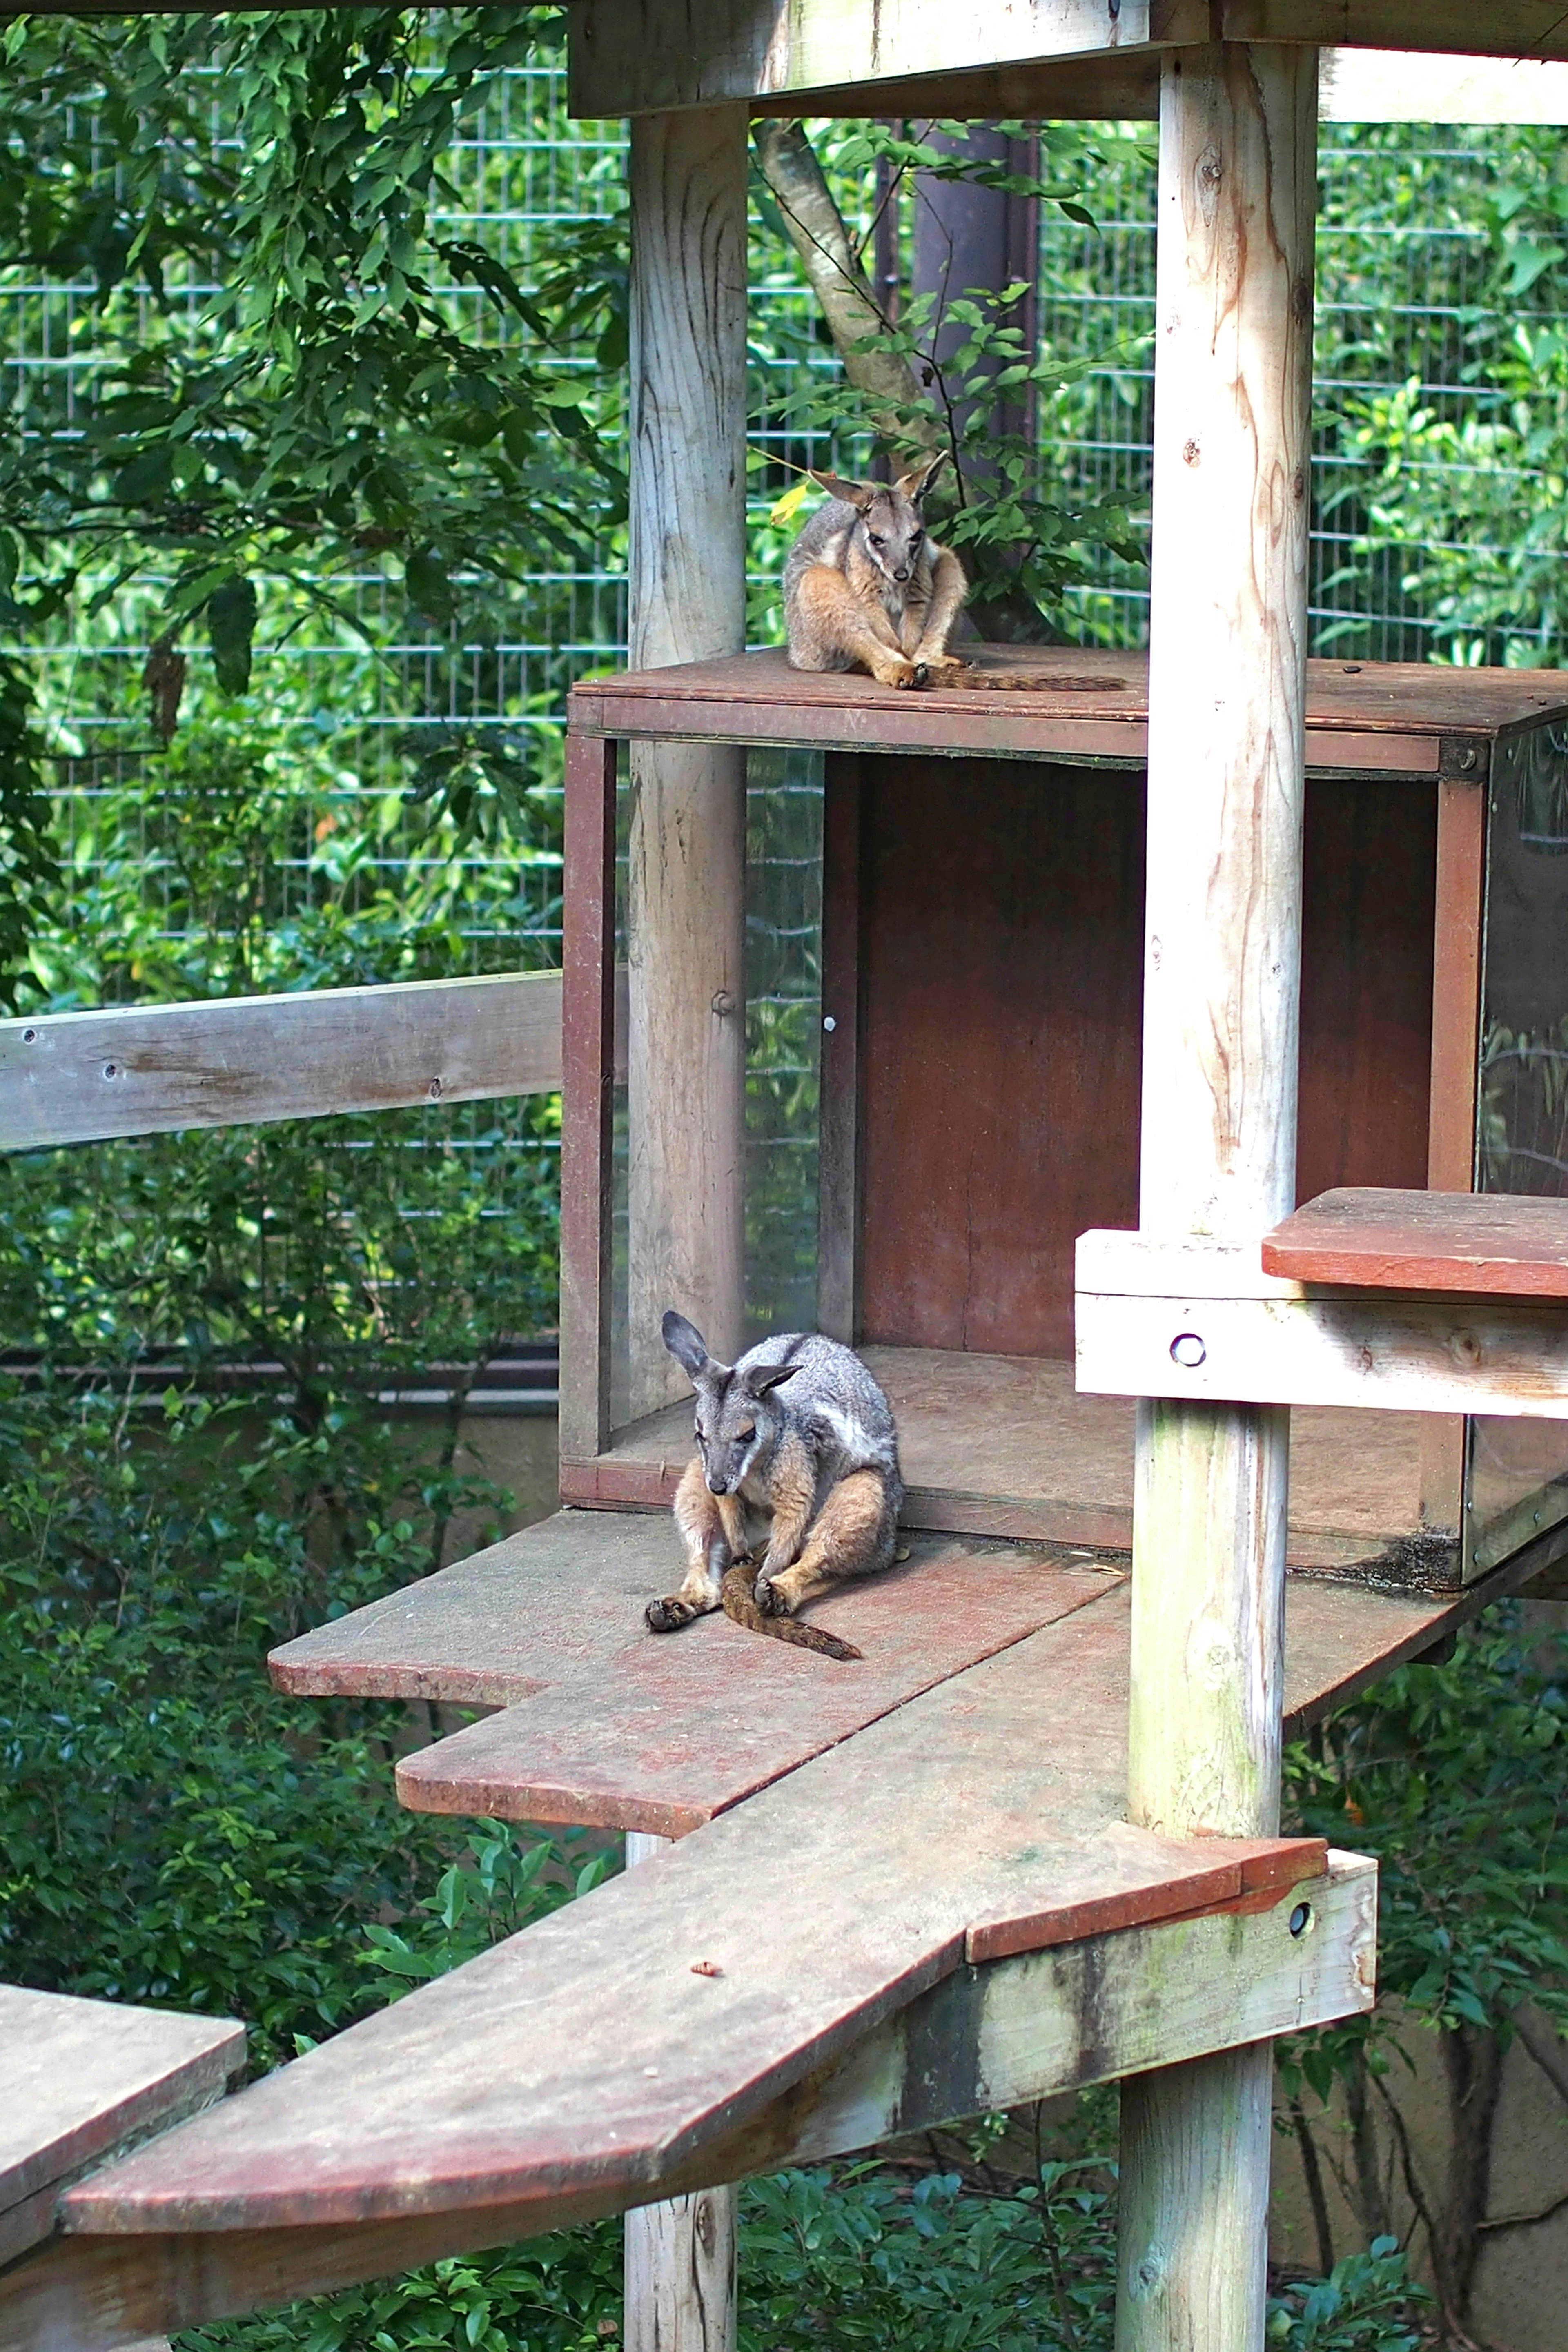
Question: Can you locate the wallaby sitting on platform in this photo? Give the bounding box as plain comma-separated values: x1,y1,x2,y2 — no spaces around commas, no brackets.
647,1313,903,1659
783,454,968,691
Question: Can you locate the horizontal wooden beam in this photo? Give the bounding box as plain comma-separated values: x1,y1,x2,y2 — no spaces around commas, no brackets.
1225,3,1568,64
569,0,1568,114
0,974,562,1152
0,1855,1370,2352
568,0,1207,116
1076,1229,1568,1418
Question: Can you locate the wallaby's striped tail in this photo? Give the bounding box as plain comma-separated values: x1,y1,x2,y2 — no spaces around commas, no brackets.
720,1562,862,1662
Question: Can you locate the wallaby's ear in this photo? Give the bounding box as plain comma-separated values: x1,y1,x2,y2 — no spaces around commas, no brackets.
808,468,877,514
744,1360,800,1398
895,450,949,504
662,1310,722,1386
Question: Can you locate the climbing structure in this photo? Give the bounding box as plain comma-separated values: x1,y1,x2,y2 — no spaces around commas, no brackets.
9,15,1568,2352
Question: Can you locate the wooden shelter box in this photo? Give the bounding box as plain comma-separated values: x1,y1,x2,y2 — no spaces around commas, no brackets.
560,646,1568,1590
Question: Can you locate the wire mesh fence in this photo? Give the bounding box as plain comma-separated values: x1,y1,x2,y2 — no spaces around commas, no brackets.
6,69,1568,1367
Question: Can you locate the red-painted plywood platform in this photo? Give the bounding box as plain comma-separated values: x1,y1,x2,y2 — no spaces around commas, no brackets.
1265,1187,1568,1298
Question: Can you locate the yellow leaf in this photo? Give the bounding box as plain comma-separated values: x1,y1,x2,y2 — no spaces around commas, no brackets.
768,477,814,528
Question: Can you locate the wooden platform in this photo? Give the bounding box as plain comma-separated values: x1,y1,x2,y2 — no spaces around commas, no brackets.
0,1989,243,2264
1265,1187,1568,1298
568,645,1568,773
42,1590,1345,2257
562,1347,1444,1579
18,1493,1559,2339
267,1507,1484,1840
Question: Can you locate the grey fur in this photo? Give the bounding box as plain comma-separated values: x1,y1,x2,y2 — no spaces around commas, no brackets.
781,457,967,687
667,1322,902,1517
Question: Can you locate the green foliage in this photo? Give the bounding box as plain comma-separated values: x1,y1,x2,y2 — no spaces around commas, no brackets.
1266,2241,1431,2352
1285,1609,1568,2060
182,2159,1432,2352
746,120,1147,642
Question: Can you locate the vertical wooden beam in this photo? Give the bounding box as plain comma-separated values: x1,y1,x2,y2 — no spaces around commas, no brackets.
626,107,750,1417
560,731,619,1468
622,1834,738,2352
1420,775,1487,1539
1120,41,1318,2352
816,753,864,1343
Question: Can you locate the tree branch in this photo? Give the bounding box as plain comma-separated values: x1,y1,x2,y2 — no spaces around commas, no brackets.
751,119,938,453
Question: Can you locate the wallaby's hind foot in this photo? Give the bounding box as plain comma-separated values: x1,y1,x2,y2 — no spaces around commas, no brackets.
756,1467,895,1618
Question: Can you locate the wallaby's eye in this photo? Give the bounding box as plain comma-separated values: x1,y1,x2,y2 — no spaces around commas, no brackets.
867,533,885,549
737,1423,756,1443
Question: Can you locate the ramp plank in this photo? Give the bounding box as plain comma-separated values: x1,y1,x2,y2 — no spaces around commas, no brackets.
386,1552,1464,1836
63,1604,1322,2239
270,1517,1118,1832
0,1990,243,2260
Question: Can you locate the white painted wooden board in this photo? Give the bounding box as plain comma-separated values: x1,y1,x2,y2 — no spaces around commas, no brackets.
0,974,561,1152
1076,1231,1568,1419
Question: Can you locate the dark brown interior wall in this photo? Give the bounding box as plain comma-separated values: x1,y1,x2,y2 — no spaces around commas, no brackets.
851,756,1437,1357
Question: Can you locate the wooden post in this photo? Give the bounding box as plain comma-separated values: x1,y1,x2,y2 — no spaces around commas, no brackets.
626,107,750,1417
622,1833,738,2352
1119,42,1317,2352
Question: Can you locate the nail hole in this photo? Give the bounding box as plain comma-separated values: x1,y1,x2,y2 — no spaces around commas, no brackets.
103,1062,118,1080
22,1027,37,1043
1170,1332,1207,1369
1289,1902,1313,1940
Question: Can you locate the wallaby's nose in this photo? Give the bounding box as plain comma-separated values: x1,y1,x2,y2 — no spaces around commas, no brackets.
894,566,910,581
707,1474,729,1496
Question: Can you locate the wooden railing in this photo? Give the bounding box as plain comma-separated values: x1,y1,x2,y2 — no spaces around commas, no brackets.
0,970,564,1152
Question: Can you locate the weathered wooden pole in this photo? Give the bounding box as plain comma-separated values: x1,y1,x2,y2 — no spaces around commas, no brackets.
626,106,750,1418
1118,42,1317,2352
622,105,748,2347
622,1833,739,2352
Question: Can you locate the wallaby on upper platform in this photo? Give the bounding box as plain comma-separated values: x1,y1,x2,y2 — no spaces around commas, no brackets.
647,1313,903,1660
783,453,968,691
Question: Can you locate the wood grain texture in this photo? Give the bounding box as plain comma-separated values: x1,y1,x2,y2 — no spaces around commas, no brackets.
1263,1187,1568,1296
274,1515,1115,1833
0,1989,243,2257
60,1597,1358,2245
572,644,1565,743
568,0,1203,116
559,735,619,1464
855,758,1144,1358
1123,44,1319,2352
1221,1,1568,62
624,1834,737,2352
0,1858,1372,2352
625,108,749,1414
0,975,561,1154
1079,1281,1568,1419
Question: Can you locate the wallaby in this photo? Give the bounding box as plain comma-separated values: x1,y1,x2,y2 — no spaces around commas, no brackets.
647,1312,903,1659
783,453,968,691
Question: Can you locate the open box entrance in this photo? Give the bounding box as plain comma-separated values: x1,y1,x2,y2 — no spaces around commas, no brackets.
560,649,1568,1589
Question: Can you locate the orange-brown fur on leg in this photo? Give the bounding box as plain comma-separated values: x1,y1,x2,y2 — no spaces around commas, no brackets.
757,1468,895,1618
647,1457,742,1630
793,566,918,689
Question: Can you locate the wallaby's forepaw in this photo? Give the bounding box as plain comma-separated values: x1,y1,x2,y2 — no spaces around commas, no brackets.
868,653,919,690
913,653,966,686
647,1594,704,1632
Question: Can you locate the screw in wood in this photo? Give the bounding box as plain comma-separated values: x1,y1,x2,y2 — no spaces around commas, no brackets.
822,1015,837,1033
1288,1903,1313,1940
1170,1332,1207,1368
